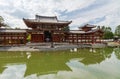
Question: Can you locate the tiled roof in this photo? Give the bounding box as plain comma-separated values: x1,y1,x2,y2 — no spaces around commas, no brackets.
36,15,58,22
24,19,71,24
69,29,103,34
23,15,72,24
79,24,96,28
0,29,26,33
86,29,103,33
69,30,85,34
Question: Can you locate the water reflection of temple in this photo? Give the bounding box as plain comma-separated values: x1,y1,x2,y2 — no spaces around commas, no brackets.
79,48,113,65
1,49,120,79
0,48,114,76
114,48,120,60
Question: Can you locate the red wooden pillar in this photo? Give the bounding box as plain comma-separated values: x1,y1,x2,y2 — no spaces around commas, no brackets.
86,34,87,44
72,34,73,43
68,34,69,43
59,32,61,42
83,34,84,44
87,34,89,44
81,35,83,44
69,34,71,43
85,34,86,44
78,34,79,44
17,35,19,45
99,34,101,43
80,34,82,44
89,34,91,44
4,34,6,45
11,36,12,45
87,35,89,44
92,34,94,44
51,30,54,48
84,34,85,44
100,36,102,43
24,33,27,45
77,34,78,44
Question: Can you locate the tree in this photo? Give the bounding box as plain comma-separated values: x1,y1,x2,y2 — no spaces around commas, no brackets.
101,26,114,39
27,33,31,42
0,16,4,22
62,26,70,32
104,31,114,39
0,16,9,27
0,16,4,26
115,25,120,37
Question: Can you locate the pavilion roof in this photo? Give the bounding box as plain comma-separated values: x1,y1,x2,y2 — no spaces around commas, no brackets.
23,15,72,28
69,30,85,34
69,29,103,34
35,15,58,22
79,24,96,29
86,29,103,33
23,19,71,24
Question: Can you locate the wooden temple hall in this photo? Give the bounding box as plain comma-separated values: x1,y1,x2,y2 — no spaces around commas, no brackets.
0,29,26,45
68,24,103,44
0,15,103,45
23,15,72,43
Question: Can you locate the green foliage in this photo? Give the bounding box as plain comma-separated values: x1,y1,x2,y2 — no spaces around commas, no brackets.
115,25,120,37
103,31,114,39
62,26,70,32
27,34,31,42
0,16,4,22
101,26,114,39
0,16,9,27
0,16,4,26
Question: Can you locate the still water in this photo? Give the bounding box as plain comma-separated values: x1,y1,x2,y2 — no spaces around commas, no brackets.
0,48,120,79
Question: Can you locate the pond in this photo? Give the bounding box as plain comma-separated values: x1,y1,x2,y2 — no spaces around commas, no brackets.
0,47,120,79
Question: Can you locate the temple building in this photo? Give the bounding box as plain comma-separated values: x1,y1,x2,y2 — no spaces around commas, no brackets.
0,15,103,46
0,28,26,45
23,15,72,43
67,24,103,44
23,15,103,44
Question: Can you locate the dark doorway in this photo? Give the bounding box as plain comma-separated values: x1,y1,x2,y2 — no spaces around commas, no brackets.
44,31,52,42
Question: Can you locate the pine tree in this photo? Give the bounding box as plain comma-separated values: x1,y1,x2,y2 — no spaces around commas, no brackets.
101,26,113,39
115,25,120,37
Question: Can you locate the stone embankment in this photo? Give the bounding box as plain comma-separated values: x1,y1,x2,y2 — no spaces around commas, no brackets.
91,43,106,48
107,42,120,47
0,46,39,51
0,43,107,51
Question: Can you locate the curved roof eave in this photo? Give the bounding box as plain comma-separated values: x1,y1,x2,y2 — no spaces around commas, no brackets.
23,19,72,28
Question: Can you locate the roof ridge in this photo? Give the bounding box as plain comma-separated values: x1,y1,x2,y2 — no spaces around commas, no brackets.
35,15,57,18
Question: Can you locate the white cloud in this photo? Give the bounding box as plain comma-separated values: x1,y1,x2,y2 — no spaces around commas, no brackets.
69,0,120,31
55,0,96,13
0,0,120,31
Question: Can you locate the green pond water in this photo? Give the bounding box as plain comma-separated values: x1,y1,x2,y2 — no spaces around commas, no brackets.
0,48,120,79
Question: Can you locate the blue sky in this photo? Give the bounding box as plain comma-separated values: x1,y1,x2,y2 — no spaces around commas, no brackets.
0,0,120,31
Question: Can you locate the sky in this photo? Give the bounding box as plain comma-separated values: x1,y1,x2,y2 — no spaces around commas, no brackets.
0,0,120,31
